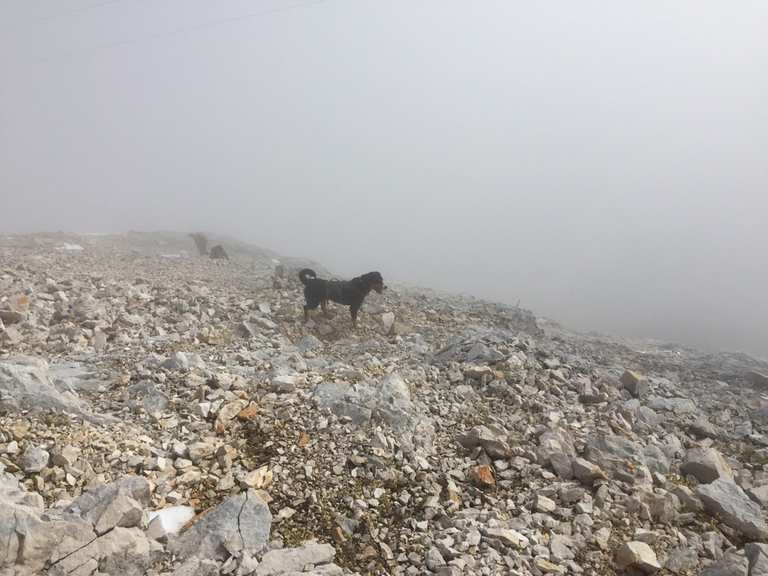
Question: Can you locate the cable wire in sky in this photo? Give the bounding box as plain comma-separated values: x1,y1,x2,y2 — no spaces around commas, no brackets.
37,0,327,63
38,0,127,22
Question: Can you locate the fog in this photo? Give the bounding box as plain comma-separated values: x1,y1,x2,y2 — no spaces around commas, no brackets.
2,1,767,357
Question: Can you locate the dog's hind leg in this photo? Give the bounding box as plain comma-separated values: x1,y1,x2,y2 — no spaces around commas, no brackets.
321,300,331,317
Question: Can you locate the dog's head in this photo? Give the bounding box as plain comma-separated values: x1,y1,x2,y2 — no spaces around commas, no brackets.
360,271,385,294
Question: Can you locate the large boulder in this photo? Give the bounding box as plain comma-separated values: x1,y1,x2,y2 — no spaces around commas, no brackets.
169,490,271,560
621,370,648,398
0,357,102,422
584,434,653,485
745,543,768,576
696,479,768,540
0,472,155,576
700,551,749,576
680,447,734,484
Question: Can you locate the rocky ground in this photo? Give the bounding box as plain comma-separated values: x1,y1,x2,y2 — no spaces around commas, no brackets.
2,232,768,576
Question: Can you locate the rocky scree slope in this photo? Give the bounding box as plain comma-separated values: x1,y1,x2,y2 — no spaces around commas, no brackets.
1,233,768,576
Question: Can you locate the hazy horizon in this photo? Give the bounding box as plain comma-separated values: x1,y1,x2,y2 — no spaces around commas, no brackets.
2,1,767,357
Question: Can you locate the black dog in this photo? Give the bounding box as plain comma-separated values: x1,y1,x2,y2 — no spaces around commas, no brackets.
299,268,385,326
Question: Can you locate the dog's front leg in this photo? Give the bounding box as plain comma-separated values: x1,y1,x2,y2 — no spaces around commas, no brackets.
350,303,361,328
321,300,331,317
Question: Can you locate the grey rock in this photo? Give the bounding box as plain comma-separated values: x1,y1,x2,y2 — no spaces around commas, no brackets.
1,473,153,576
745,542,768,576
621,370,648,398
584,434,652,484
20,445,49,473
680,447,734,484
571,457,607,485
537,428,576,467
700,551,749,576
426,546,446,570
172,557,222,576
696,479,768,540
670,484,703,512
457,425,510,459
550,534,575,563
65,475,151,535
163,351,191,370
127,380,170,418
615,541,661,573
690,417,720,439
297,334,323,353
0,357,104,423
48,527,152,576
664,547,699,573
313,373,431,439
170,489,271,560
254,542,336,575
647,396,697,414
748,484,768,507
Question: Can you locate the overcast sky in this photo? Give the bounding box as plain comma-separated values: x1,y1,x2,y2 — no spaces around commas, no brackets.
1,0,767,356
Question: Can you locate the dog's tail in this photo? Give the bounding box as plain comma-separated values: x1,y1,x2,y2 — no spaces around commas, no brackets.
298,268,317,285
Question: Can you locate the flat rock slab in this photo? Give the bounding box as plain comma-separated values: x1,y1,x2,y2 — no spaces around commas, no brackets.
254,542,336,575
169,489,271,560
696,479,768,540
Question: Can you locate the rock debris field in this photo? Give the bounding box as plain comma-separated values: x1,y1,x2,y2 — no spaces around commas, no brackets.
2,232,768,576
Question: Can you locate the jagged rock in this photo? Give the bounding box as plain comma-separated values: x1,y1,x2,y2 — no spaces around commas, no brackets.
127,380,170,418
745,542,768,576
0,357,103,422
571,457,608,485
700,551,749,576
689,417,720,439
1,473,154,576
664,546,699,573
680,447,734,484
584,434,652,484
696,479,768,539
484,528,529,549
537,428,576,467
647,396,698,414
622,370,648,398
169,490,271,560
20,445,49,473
748,485,768,508
66,475,151,535
457,425,510,459
549,534,575,563
253,542,336,575
535,493,557,513
615,541,661,573
670,484,703,512
48,527,153,576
